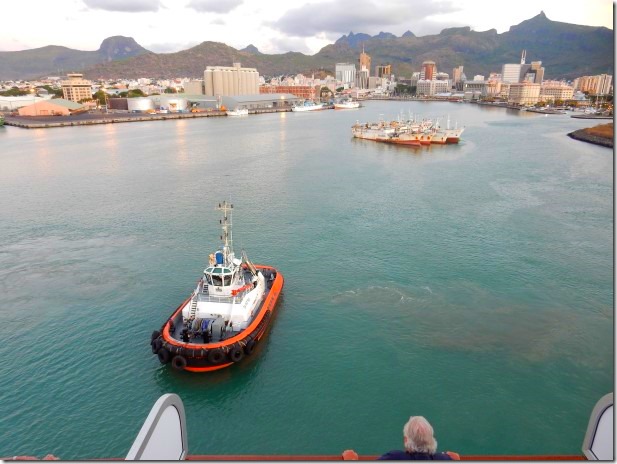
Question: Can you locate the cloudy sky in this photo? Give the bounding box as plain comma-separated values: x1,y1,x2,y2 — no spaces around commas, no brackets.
1,0,613,54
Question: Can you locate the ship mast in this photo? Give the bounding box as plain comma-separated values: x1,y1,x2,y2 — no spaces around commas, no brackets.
217,201,233,264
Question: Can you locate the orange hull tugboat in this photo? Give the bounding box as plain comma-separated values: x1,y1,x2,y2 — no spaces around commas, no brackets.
151,201,284,372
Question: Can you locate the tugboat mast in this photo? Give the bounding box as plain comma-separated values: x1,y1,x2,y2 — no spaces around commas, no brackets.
217,201,233,264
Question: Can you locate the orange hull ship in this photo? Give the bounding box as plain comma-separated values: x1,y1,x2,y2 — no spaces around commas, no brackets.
151,202,284,372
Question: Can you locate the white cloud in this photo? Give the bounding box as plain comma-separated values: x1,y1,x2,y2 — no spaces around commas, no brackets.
271,0,462,37
187,0,243,14
82,0,162,12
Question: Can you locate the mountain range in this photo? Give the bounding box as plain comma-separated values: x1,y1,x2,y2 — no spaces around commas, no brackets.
0,12,612,81
0,36,148,80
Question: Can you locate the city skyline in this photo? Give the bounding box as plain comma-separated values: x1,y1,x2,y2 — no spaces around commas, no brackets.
0,0,613,55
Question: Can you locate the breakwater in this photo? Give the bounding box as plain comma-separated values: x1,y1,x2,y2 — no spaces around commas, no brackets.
570,113,612,120
567,128,613,148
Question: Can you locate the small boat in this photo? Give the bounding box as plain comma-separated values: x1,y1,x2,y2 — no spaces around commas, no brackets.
292,100,325,112
226,108,249,116
334,99,360,110
151,201,284,372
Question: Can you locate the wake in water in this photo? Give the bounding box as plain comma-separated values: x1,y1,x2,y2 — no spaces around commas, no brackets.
331,284,431,307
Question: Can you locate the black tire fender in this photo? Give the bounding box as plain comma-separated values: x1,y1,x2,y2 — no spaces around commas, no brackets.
244,339,256,356
151,330,160,341
171,355,187,371
151,338,162,354
157,348,170,364
229,345,244,363
208,348,224,364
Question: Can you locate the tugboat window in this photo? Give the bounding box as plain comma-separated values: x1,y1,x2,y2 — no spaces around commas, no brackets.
212,275,222,286
223,275,231,286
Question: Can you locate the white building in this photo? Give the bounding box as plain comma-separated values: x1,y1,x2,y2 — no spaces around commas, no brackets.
416,79,449,96
502,64,523,83
463,80,488,97
540,81,574,102
336,63,356,86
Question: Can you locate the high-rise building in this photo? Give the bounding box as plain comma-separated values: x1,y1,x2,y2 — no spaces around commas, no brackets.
530,61,545,84
357,69,369,89
502,50,539,84
359,46,371,77
376,64,392,78
574,74,613,95
204,63,259,96
452,66,464,85
421,61,437,80
61,73,92,102
501,64,520,83
336,63,356,86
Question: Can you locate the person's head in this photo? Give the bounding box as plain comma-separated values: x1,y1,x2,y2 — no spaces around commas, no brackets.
403,416,437,454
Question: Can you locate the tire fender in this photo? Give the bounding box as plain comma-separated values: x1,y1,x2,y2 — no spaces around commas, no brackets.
157,348,170,364
171,355,187,371
208,348,224,364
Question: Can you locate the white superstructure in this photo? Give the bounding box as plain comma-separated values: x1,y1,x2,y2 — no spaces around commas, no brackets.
180,202,265,331
291,101,325,112
334,99,360,109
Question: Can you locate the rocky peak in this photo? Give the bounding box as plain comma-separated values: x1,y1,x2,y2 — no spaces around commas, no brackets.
98,36,148,61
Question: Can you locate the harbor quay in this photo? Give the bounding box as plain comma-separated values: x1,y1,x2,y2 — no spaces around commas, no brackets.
1,106,301,129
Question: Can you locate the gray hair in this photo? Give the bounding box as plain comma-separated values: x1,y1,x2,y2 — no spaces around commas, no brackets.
403,416,437,454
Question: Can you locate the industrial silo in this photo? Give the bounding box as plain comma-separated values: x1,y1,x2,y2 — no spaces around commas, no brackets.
213,70,223,96
240,71,248,95
204,69,214,96
223,70,231,96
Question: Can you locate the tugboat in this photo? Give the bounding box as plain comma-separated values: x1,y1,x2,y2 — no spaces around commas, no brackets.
151,201,284,372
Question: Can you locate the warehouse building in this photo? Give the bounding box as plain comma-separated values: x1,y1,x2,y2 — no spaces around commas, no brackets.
17,98,87,116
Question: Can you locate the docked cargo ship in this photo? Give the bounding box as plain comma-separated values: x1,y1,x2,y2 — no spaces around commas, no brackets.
352,115,464,145
151,201,284,372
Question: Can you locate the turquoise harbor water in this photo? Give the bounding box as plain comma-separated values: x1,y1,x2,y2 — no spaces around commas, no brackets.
0,101,612,458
